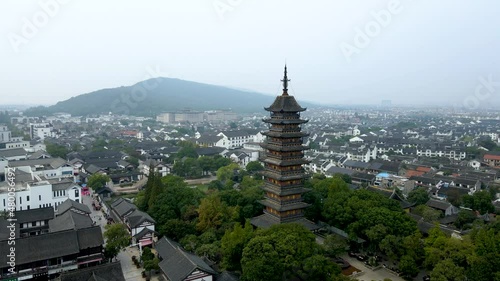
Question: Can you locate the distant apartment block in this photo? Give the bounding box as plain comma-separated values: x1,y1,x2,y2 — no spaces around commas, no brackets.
30,122,55,140
156,110,237,124
0,124,30,150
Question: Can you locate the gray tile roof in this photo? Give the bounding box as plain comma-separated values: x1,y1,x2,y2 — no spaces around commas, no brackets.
57,199,91,216
156,237,216,281
0,148,28,158
49,211,93,232
8,157,68,169
14,206,54,224
60,261,125,281
426,199,452,211
77,226,104,250
0,229,80,268
126,209,155,228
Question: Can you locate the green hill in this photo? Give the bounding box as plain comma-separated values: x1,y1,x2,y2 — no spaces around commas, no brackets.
25,77,313,116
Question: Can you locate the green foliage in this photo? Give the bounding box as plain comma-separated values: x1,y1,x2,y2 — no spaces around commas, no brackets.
304,175,350,222
430,259,467,281
245,161,263,173
323,234,348,257
323,187,416,249
141,247,154,262
241,223,323,281
413,205,442,222
103,223,130,259
407,187,429,205
454,210,477,229
399,255,419,278
301,254,340,281
462,191,494,214
196,193,239,232
45,141,69,159
221,221,254,270
87,173,111,190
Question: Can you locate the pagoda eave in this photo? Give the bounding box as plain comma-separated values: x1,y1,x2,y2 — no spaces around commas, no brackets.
259,200,310,212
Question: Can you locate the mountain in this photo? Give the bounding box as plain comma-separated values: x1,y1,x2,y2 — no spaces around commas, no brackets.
24,78,314,117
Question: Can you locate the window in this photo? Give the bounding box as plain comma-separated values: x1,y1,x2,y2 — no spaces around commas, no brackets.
19,197,22,204
39,195,41,201
27,206,30,210
27,196,29,202
2,199,4,207
75,189,79,198
32,222,36,227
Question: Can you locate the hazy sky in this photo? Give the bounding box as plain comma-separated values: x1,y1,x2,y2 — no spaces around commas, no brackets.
1,0,499,107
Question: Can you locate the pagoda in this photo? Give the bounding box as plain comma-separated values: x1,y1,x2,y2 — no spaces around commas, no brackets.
251,66,318,230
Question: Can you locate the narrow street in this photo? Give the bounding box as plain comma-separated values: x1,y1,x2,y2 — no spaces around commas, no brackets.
82,191,145,280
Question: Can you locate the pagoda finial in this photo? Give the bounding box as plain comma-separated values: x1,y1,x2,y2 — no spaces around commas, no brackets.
281,65,290,96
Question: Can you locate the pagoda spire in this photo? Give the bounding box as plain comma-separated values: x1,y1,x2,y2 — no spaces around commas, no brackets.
281,65,290,96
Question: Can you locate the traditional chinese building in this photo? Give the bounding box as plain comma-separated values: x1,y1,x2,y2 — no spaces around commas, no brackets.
251,66,318,230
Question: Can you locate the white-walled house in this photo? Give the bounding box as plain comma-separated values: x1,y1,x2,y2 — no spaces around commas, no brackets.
0,177,82,212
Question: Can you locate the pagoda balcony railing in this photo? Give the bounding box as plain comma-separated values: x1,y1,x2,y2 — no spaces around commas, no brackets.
264,196,304,205
270,113,300,119
260,153,305,161
268,128,301,133
265,140,304,146
263,168,305,176
263,210,304,221
264,181,304,189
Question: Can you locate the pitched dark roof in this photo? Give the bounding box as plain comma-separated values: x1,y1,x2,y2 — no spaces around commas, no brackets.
112,199,136,217
49,211,93,232
195,147,225,156
0,229,80,268
156,237,217,281
426,199,452,211
0,148,27,158
77,226,104,250
126,209,155,228
133,227,157,240
14,206,54,224
57,199,91,216
265,95,306,112
60,261,125,281
8,157,68,169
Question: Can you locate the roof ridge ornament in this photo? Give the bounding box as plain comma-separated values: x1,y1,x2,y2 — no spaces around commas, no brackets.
281,65,290,96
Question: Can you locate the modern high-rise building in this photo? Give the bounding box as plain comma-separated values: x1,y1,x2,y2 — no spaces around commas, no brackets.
251,66,318,230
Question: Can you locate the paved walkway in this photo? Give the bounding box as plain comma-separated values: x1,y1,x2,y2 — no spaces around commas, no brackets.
84,191,146,280
341,255,404,281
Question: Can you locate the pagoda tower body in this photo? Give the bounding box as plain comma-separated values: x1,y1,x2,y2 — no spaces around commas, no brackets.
251,66,317,230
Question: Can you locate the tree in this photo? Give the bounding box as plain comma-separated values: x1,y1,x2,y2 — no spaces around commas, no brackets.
301,254,340,281
399,255,419,278
45,142,69,159
454,210,476,229
323,234,348,257
221,221,254,270
430,259,467,281
196,193,238,232
413,205,441,222
141,247,154,262
241,223,322,281
246,161,263,173
87,173,111,190
407,188,429,205
462,191,494,214
103,223,130,261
